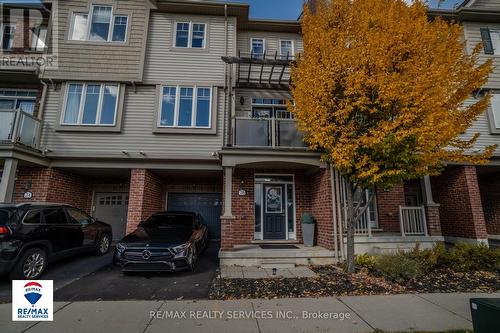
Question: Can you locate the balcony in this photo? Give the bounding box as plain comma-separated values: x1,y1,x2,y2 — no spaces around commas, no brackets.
233,117,307,148
0,109,41,150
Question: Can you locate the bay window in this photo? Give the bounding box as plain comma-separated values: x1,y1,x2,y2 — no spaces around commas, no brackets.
69,5,128,43
159,85,212,128
62,83,119,126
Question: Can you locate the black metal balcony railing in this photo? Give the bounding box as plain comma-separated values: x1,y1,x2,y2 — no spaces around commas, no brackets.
0,109,41,149
234,117,307,148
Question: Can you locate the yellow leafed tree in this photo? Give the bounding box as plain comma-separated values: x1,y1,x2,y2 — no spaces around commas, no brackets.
290,0,495,272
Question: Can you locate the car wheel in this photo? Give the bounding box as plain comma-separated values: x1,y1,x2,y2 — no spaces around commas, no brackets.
95,234,111,255
10,248,47,280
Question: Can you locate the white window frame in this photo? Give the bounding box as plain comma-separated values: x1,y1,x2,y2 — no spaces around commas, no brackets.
490,30,500,55
61,82,119,127
0,89,38,114
173,21,207,49
0,23,17,50
279,39,294,58
250,38,265,57
69,5,128,43
491,93,500,129
158,85,212,129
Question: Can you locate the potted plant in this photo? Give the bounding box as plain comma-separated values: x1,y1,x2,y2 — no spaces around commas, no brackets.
301,213,315,247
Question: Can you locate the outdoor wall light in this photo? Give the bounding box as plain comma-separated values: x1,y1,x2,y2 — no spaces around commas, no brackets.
240,96,245,105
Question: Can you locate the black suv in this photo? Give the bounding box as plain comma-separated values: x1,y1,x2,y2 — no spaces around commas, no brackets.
0,203,112,279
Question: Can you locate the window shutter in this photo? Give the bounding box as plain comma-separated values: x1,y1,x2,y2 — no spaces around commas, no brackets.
480,28,494,55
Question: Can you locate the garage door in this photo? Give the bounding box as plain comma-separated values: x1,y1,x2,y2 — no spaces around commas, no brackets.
94,193,129,241
167,193,222,240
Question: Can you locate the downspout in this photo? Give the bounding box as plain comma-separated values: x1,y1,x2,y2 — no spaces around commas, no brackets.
36,80,49,151
329,163,339,261
222,4,229,147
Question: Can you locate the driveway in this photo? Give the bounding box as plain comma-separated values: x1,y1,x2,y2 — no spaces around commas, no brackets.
0,249,114,304
54,242,220,302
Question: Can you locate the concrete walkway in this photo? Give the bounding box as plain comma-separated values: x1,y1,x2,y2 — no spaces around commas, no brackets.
1,293,498,333
220,266,317,279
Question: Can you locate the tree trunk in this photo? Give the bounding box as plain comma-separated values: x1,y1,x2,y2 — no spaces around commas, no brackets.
345,181,356,273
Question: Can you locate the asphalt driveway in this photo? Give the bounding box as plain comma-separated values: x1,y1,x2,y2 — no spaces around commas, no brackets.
54,242,220,302
0,249,114,304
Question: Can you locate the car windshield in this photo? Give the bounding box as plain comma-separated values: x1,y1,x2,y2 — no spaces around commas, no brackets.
141,214,193,229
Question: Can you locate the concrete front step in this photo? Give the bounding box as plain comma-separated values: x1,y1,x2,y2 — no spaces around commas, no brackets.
219,244,337,267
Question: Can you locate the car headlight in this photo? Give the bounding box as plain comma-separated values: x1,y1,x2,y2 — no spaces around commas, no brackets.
116,243,126,252
172,243,190,255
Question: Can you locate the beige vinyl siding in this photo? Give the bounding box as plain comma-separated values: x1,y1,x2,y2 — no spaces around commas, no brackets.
40,84,224,159
460,98,500,156
235,88,292,118
143,13,236,84
463,22,500,88
469,0,500,8
237,30,303,56
41,0,150,82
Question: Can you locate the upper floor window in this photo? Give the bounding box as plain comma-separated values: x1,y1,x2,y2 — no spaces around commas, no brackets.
69,5,128,43
175,22,206,48
252,98,293,119
31,26,48,51
62,83,119,126
480,28,500,55
251,38,265,58
1,24,16,50
159,85,212,128
280,40,294,58
0,89,37,115
491,93,500,130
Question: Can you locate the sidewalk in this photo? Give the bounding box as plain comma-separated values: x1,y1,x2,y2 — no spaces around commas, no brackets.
1,293,498,333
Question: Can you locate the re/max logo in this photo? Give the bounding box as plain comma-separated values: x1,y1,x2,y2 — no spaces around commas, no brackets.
17,308,49,315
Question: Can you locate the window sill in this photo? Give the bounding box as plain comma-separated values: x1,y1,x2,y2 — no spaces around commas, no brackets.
56,124,121,133
153,127,216,135
65,40,129,47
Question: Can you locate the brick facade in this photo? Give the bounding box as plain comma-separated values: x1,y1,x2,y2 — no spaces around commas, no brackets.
221,168,335,251
126,169,164,233
375,184,405,233
310,168,334,250
478,171,500,236
432,166,488,240
14,167,91,213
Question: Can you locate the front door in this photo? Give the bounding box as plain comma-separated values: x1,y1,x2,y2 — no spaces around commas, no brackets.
263,184,286,240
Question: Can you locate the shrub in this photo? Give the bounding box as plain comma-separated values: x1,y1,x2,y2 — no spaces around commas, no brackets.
445,242,500,272
372,251,424,283
355,253,377,270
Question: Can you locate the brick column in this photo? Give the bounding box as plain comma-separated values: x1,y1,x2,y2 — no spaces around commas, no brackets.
126,169,164,233
425,204,442,236
478,171,500,236
376,184,405,233
310,168,334,249
432,166,488,242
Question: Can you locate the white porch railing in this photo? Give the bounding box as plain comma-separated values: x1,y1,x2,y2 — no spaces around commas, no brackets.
399,206,428,236
0,109,41,149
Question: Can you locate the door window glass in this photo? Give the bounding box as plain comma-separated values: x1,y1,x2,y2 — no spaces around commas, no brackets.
24,210,41,224
67,208,92,225
265,187,283,213
43,208,68,225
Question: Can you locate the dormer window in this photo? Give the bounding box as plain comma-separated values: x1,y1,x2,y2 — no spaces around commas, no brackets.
69,5,128,43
